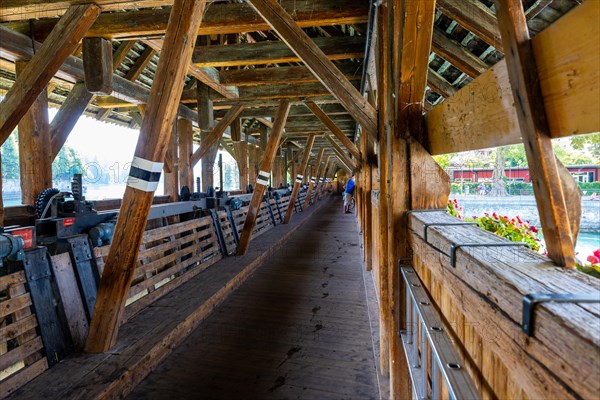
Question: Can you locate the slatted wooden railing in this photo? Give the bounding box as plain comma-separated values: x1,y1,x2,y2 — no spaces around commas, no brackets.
94,215,222,320
216,210,237,256
0,271,48,399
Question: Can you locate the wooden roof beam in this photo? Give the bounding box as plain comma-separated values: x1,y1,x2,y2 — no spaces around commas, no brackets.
0,4,100,143
192,36,366,68
220,63,362,87
3,0,369,39
431,27,489,78
437,0,504,52
247,0,377,137
143,38,238,99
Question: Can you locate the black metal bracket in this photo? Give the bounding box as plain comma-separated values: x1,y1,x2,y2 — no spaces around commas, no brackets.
264,198,277,226
522,293,600,336
450,242,527,268
225,207,240,245
210,209,229,256
273,196,284,223
423,222,478,243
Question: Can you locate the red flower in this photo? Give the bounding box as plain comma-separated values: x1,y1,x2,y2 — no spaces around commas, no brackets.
516,216,523,224
492,212,498,219
587,255,600,264
530,226,538,233
593,249,600,259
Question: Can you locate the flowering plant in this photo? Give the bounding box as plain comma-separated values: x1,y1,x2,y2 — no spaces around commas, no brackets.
577,249,600,279
447,200,600,279
446,199,543,252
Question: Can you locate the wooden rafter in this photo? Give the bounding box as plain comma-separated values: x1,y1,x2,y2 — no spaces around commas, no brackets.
305,101,360,160
85,0,209,353
437,0,504,52
0,4,100,143
427,68,457,98
247,0,377,136
431,27,489,78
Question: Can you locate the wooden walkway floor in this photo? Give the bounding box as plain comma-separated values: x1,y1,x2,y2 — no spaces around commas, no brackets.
127,198,381,399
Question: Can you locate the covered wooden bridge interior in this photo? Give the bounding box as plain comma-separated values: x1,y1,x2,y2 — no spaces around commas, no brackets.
0,0,599,399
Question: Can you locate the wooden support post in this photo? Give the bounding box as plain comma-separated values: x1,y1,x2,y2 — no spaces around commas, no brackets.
164,122,179,202
283,134,316,224
495,0,577,267
177,118,194,191
15,61,53,206
230,117,242,142
303,147,324,209
197,82,216,192
305,101,361,160
233,141,249,191
85,0,208,353
50,82,94,159
247,0,377,136
236,99,291,255
376,2,391,379
0,4,100,143
82,37,113,95
248,142,258,188
315,158,331,201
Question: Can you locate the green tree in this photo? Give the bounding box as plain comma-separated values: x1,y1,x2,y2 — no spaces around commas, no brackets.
53,146,85,180
569,133,600,164
1,130,20,179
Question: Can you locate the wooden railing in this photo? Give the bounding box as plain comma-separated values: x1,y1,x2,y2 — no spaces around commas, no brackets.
0,272,48,398
407,210,600,399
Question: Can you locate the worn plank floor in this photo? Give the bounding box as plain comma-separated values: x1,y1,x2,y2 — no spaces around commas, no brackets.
128,197,380,399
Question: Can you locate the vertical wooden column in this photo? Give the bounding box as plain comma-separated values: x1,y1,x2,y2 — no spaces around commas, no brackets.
197,82,217,192
0,153,4,226
85,0,208,353
361,131,374,272
236,100,291,255
313,155,330,203
82,37,113,95
248,142,258,187
163,122,179,202
15,61,53,206
233,141,249,192
283,134,316,224
376,1,391,378
304,147,324,208
495,0,577,267
177,117,194,191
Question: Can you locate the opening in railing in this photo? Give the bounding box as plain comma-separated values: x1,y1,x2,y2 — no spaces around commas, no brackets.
400,265,480,400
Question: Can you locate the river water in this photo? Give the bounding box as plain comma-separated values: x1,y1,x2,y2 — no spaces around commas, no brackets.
452,195,600,259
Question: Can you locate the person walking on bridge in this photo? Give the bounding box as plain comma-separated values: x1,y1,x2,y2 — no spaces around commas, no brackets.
343,174,355,214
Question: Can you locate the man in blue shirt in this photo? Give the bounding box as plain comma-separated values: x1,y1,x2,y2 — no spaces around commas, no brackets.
343,175,355,214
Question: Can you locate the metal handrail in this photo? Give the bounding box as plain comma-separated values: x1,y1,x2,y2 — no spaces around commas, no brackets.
400,265,481,400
